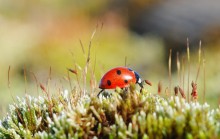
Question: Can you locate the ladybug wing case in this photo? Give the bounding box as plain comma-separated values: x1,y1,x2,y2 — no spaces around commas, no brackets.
99,67,136,89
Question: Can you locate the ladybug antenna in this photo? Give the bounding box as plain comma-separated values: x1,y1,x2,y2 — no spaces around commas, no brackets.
138,82,144,88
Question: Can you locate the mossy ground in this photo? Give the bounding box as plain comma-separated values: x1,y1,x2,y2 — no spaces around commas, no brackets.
0,85,219,139
0,26,219,139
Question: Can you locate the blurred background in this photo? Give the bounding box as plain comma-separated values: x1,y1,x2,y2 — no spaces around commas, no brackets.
0,0,220,117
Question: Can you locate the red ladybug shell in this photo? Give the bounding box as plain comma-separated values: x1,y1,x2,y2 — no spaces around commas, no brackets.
99,67,137,89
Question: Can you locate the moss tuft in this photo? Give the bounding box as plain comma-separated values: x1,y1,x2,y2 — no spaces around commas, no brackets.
0,88,219,138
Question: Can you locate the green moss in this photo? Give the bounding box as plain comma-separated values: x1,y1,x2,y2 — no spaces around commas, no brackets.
0,88,219,139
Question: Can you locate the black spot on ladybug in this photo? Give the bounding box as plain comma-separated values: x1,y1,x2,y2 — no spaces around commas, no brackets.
116,70,121,75
107,80,111,86
124,80,128,84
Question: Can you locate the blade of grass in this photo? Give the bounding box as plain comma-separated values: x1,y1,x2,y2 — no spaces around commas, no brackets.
177,52,181,87
168,49,172,96
83,24,98,95
8,66,16,102
91,54,97,96
187,38,190,102
46,66,52,97
202,50,206,103
69,50,83,95
23,65,27,95
29,71,39,96
195,41,202,83
182,56,186,92
79,39,85,55
67,69,73,91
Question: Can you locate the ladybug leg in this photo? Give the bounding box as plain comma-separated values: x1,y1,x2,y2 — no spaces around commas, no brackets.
138,82,144,88
97,89,104,97
138,82,144,92
139,80,152,92
124,87,128,92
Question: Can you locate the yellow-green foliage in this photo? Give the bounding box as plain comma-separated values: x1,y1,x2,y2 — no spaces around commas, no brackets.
0,87,219,139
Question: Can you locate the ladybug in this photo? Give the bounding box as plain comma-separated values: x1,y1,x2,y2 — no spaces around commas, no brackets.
98,67,145,97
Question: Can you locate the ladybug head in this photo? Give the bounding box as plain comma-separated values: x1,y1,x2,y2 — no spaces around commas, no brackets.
134,71,142,84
